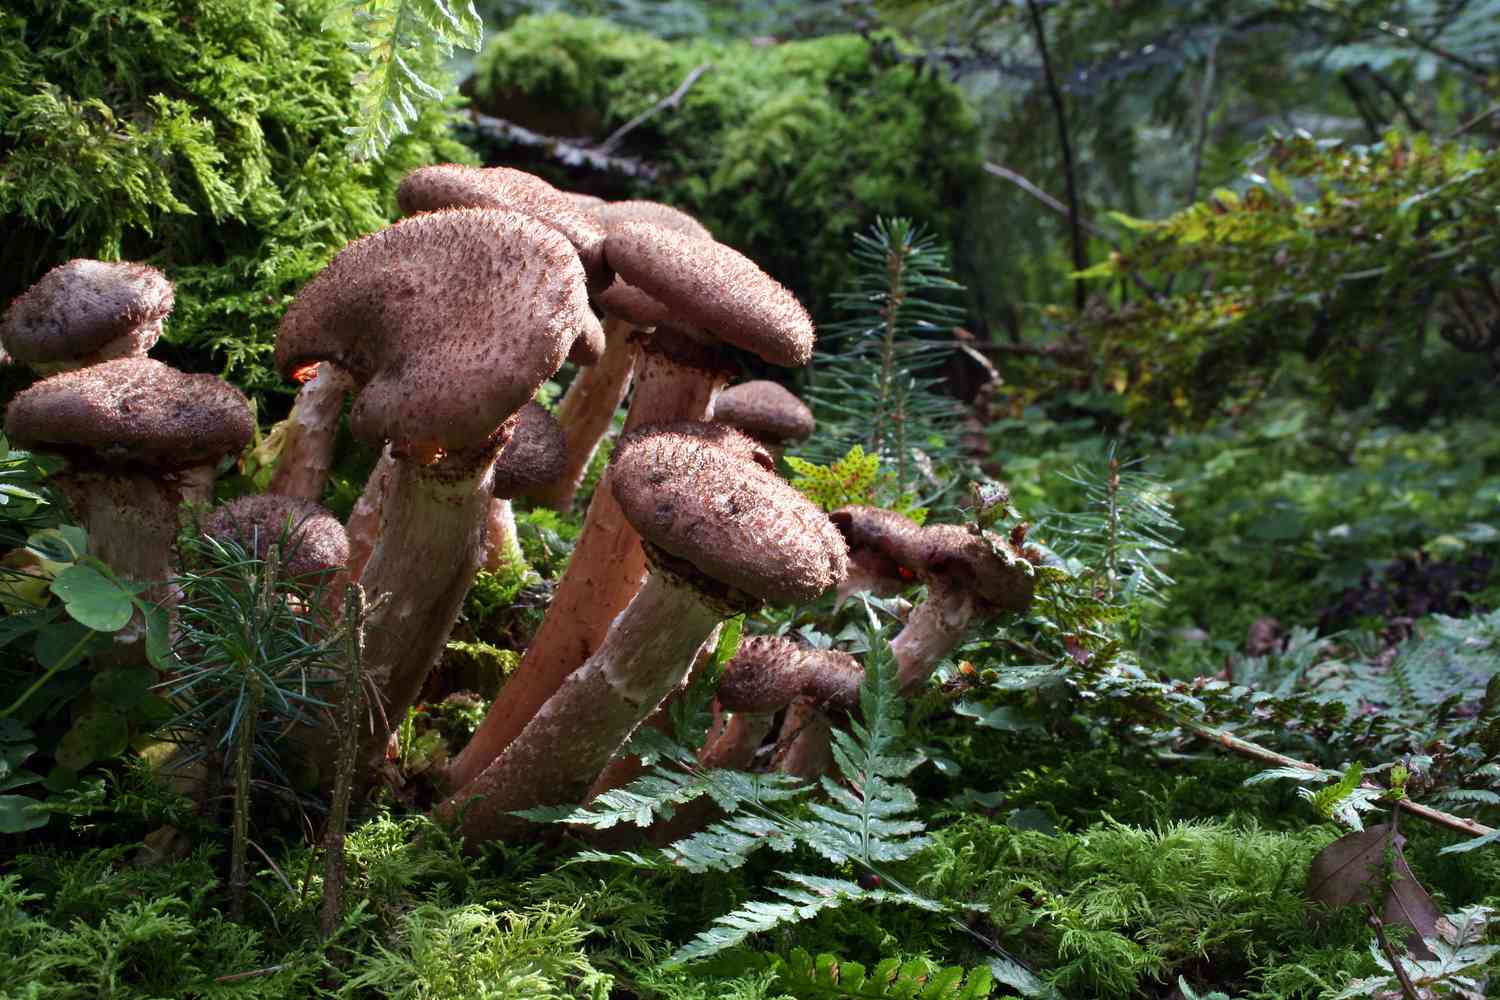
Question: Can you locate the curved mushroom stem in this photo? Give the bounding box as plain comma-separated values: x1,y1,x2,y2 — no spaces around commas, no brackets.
268,364,354,501
441,571,725,841
698,707,775,771
480,497,524,575
344,447,395,584
349,440,502,774
530,316,639,511
772,699,834,779
891,583,980,694
446,334,729,793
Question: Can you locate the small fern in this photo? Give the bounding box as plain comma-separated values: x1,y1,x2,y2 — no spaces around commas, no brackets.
534,629,967,964
772,947,995,1000
786,446,928,523
330,0,483,161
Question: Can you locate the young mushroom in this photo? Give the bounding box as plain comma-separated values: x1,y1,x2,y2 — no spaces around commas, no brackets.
482,401,566,575
832,507,1036,693
1,260,174,374
204,494,350,612
441,421,847,840
446,224,815,793
275,208,599,775
711,380,815,458
4,358,253,649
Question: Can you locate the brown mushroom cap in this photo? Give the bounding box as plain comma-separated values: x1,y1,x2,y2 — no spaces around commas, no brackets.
605,222,814,367
714,380,814,445
276,208,597,457
910,524,1035,614
610,422,845,606
2,259,173,365
4,357,253,469
717,635,863,714
491,402,567,498
830,505,924,584
205,495,349,579
396,165,610,289
597,277,670,329
567,315,606,366
599,200,711,242
564,191,606,216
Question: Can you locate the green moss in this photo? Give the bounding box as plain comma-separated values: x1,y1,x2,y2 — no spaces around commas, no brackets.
470,14,980,315
0,0,474,405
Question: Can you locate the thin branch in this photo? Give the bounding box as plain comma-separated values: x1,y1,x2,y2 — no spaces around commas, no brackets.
1024,0,1088,311
596,62,714,155
1367,910,1424,1000
1361,64,1428,133
1448,104,1500,138
1174,714,1497,842
1185,38,1219,206
215,965,290,985
462,111,660,179
1341,71,1383,141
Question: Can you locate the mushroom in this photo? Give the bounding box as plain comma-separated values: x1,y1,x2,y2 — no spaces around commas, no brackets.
264,362,356,502
700,635,863,772
275,207,599,773
446,224,814,793
441,421,847,840
203,494,350,612
1,260,174,374
4,357,253,648
482,401,566,575
531,199,712,512
831,507,1036,693
711,380,815,458
828,505,922,607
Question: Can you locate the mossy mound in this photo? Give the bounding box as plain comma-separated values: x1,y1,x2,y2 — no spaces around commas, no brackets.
469,14,981,316
0,0,474,405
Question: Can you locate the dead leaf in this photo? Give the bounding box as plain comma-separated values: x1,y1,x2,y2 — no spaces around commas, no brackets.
1307,822,1440,959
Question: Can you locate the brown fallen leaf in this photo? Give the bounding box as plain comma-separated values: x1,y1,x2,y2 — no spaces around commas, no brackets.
1307,822,1440,960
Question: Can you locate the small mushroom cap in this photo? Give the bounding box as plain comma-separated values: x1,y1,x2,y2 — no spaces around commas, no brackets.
396,165,610,289
205,495,349,579
597,277,670,328
2,259,173,365
491,402,566,498
606,222,814,367
911,524,1035,614
610,422,845,607
564,191,606,216
599,200,712,242
714,380,814,445
276,209,597,457
717,635,863,714
4,357,253,470
830,505,924,583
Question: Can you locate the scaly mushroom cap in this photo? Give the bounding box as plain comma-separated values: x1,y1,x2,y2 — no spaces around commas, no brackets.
491,401,567,499
610,422,845,607
714,380,814,445
599,200,712,242
717,635,863,714
597,277,670,328
567,315,606,366
396,165,610,289
276,209,597,457
205,495,349,579
911,524,1035,614
2,259,173,365
564,191,606,217
605,222,814,367
5,357,253,470
830,505,924,586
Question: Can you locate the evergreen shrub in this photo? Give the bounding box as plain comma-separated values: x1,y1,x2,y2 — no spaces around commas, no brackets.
0,0,474,403
468,13,982,315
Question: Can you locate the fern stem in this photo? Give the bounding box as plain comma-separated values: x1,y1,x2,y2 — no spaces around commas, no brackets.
871,228,907,462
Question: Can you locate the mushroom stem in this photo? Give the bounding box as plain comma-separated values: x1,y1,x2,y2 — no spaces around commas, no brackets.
446,334,729,792
481,497,524,574
268,364,354,501
531,316,639,511
442,570,724,840
698,708,775,771
351,442,502,772
344,447,395,583
772,699,834,779
890,583,979,693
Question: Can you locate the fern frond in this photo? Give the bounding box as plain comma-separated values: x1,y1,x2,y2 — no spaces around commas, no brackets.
774,946,996,1000
331,0,482,161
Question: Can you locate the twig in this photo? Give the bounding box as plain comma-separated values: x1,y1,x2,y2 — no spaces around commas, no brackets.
1024,0,1088,311
463,111,660,179
1449,104,1500,138
1361,65,1428,133
1185,38,1219,207
596,62,713,155
1174,714,1496,841
215,965,289,985
321,583,367,943
1367,909,1423,1000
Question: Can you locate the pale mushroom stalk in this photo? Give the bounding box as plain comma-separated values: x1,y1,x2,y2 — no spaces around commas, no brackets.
772,699,834,779
445,328,733,791
530,314,639,511
267,363,355,501
443,423,847,841
889,582,982,693
344,446,394,583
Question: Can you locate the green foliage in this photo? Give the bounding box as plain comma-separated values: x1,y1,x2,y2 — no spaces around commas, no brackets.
0,0,474,401
1330,904,1499,1000
331,0,484,161
798,218,969,509
785,447,927,524
468,16,980,316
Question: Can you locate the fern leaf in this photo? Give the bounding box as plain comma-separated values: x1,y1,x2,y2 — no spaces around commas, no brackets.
775,947,996,1000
